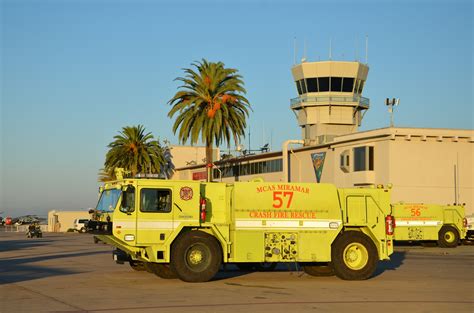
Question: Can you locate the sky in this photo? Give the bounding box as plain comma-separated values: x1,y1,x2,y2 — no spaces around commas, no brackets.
1,0,472,217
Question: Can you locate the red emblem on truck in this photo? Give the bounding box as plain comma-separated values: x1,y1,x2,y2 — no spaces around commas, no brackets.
180,187,193,201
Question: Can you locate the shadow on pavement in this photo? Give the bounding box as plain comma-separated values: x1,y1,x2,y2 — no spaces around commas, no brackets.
373,251,406,277
0,239,56,253
212,263,303,281
0,250,110,284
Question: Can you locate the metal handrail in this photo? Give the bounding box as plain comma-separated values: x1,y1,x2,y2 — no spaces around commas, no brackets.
290,95,370,108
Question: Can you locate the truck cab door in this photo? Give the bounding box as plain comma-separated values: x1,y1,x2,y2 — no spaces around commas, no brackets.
136,185,174,245
112,187,137,244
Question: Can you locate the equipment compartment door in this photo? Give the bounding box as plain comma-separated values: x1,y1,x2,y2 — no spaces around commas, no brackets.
346,195,367,225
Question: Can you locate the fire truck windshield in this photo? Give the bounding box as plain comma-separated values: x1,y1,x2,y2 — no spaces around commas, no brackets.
96,189,121,212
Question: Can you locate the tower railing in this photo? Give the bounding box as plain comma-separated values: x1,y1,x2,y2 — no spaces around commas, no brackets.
290,95,370,108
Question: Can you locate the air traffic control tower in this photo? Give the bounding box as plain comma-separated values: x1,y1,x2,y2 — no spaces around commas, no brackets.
291,61,370,145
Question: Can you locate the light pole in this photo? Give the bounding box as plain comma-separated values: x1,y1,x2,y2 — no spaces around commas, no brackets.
385,98,400,127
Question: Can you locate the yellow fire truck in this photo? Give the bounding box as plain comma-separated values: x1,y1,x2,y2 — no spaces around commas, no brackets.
95,178,395,282
391,203,467,247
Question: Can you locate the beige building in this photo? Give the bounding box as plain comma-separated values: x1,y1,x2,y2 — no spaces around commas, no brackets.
48,210,90,232
169,145,220,169
172,60,474,215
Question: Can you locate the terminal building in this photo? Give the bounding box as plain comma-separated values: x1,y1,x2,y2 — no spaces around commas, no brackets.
171,60,474,215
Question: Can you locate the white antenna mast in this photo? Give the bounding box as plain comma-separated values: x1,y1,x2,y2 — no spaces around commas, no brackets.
355,36,359,61
293,37,297,65
302,38,307,62
329,37,332,60
365,35,369,64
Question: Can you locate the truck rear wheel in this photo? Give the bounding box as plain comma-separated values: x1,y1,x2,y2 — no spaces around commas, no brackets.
171,231,222,282
146,263,177,279
331,231,378,280
303,262,335,276
438,226,459,248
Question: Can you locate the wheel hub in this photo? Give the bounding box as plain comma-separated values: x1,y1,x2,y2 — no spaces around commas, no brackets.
343,243,368,270
189,249,203,264
445,232,455,243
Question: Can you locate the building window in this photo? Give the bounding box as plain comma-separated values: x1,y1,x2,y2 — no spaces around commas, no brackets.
213,159,283,179
342,77,354,92
296,81,302,95
330,77,342,92
358,80,365,94
353,146,374,172
300,79,307,94
318,77,330,92
340,150,350,173
306,78,318,92
140,189,172,213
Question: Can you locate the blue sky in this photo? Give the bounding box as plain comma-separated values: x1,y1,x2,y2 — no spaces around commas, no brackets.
1,0,472,217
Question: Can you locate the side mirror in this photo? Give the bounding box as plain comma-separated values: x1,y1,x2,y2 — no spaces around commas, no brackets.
119,204,133,215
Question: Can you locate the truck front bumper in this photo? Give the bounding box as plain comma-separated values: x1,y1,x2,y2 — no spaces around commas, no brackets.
95,235,142,260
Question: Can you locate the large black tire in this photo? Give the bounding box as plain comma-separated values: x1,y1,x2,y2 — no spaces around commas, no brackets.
302,262,335,276
170,230,222,282
129,260,146,271
331,231,378,280
147,263,177,279
438,226,459,248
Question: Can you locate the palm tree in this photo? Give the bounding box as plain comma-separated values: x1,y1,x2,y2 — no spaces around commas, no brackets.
98,167,115,182
103,125,166,178
168,59,251,181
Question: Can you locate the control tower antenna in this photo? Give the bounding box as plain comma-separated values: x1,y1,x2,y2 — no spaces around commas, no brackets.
302,38,307,62
330,37,333,60
365,35,369,64
355,36,359,61
293,37,297,65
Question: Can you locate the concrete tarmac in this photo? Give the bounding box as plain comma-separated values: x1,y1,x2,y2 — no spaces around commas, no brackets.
0,232,473,313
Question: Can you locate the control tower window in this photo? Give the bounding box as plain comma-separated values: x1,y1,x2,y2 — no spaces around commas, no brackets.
296,81,302,95
342,77,354,92
306,78,318,92
318,77,330,92
358,80,365,94
354,80,360,94
330,77,342,92
300,79,307,94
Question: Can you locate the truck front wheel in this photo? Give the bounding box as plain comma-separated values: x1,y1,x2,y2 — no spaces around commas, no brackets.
438,226,459,248
331,231,378,280
171,231,222,282
302,262,335,276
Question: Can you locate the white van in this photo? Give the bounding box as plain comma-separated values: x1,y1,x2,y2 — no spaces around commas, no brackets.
74,219,89,233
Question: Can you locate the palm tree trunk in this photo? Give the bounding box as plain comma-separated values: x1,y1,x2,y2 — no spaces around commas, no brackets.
206,142,213,182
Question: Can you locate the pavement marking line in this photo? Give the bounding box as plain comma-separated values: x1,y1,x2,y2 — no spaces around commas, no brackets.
0,281,88,312
60,300,474,313
224,282,287,289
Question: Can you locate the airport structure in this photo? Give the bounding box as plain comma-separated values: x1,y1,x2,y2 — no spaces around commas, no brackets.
171,60,474,215
47,210,90,232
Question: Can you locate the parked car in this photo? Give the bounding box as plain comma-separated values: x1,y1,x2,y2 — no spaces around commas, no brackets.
74,219,89,233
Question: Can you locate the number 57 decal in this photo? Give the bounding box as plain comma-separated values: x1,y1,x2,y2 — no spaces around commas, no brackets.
273,191,294,208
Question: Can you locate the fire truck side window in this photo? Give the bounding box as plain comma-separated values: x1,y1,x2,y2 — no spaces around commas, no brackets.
140,189,172,213
120,187,135,213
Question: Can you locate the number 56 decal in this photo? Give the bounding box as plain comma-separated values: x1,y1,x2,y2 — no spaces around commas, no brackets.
273,191,294,208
